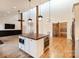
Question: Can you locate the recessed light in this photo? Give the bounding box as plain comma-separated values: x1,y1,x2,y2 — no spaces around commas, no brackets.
4,14,7,16
7,11,10,14
13,6,17,9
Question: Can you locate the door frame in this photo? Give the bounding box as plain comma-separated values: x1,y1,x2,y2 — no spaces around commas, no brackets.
72,3,79,58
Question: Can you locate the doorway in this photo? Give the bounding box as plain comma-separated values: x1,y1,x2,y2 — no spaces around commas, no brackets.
50,22,73,57
52,22,67,38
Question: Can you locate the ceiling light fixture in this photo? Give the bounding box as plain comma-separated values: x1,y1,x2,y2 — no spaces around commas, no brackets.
28,0,32,22
7,11,10,14
38,0,43,21
38,15,43,20
13,6,17,9
28,18,32,23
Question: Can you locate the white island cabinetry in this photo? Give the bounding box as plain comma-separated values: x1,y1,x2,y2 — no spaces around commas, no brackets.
19,34,47,58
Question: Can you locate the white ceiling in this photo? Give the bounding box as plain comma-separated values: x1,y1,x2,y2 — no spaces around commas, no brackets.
0,0,48,19
0,0,78,19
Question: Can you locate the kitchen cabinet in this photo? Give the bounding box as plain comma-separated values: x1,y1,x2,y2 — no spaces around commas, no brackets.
19,33,48,57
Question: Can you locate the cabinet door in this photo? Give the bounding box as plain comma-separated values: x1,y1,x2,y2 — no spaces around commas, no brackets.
19,36,25,51
29,39,37,57
29,39,44,57
24,38,30,53
19,43,25,51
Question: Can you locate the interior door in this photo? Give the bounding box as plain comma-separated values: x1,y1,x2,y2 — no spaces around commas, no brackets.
53,22,67,38
59,22,67,38
53,23,59,37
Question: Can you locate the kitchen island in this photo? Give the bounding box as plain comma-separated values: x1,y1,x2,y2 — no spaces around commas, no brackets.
19,33,49,58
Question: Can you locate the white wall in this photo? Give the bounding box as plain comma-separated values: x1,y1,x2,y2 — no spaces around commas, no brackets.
74,5,79,40
74,0,79,4
23,8,36,33
0,15,20,30
23,0,73,39
74,4,79,58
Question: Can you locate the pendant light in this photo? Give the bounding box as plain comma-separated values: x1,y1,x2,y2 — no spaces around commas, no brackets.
38,15,43,21
38,0,43,21
28,0,32,23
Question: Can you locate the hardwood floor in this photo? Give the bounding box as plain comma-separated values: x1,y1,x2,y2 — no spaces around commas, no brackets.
49,37,72,58
0,36,72,58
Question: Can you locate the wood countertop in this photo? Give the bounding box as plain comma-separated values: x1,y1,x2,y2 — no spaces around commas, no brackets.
20,33,48,40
